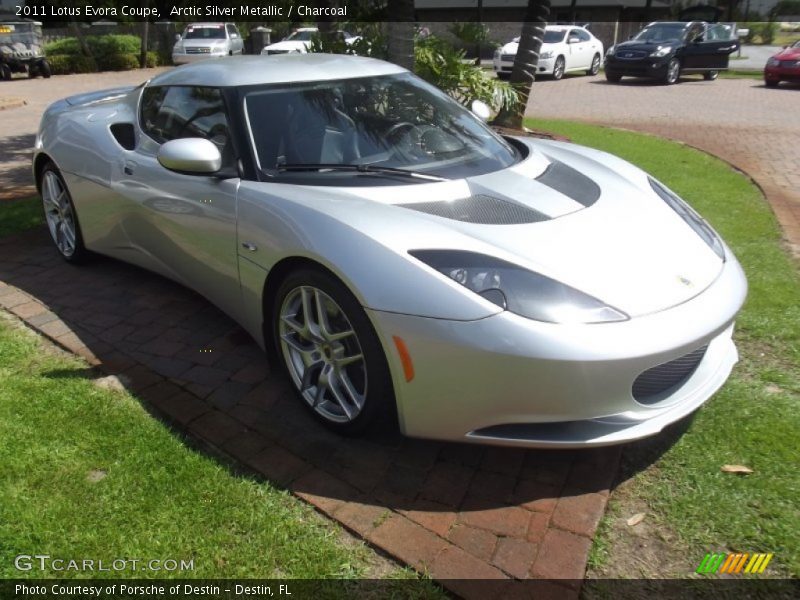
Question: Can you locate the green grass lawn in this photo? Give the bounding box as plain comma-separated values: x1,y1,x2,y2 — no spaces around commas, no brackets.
0,197,43,238
527,119,800,577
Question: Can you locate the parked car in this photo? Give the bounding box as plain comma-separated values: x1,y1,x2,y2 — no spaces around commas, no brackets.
0,17,50,80
172,22,243,65
605,21,738,84
33,54,746,448
493,25,603,80
261,27,359,55
764,40,800,87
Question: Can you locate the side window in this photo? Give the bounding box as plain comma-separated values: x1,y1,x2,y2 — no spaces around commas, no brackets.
689,24,704,43
226,24,238,38
140,85,234,166
576,29,591,42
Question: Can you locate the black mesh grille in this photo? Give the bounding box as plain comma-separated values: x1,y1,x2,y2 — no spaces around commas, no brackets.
536,159,601,207
399,195,548,225
632,345,708,404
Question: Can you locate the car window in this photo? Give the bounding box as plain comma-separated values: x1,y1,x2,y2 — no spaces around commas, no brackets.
183,25,226,40
574,29,591,42
140,85,234,166
633,24,687,43
705,23,734,41
226,24,238,37
543,30,566,44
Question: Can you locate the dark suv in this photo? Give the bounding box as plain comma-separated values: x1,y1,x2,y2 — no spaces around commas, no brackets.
604,21,739,85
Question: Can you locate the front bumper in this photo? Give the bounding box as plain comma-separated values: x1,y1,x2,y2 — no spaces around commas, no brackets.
172,52,227,65
605,56,670,79
493,57,555,75
369,252,746,448
764,65,800,83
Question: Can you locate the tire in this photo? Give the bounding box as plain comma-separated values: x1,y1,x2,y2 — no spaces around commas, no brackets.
272,267,396,435
39,162,89,263
605,70,621,83
586,53,601,76
0,63,11,81
40,60,51,78
495,71,510,80
28,64,38,78
663,58,680,85
765,79,779,87
703,70,719,81
552,56,565,80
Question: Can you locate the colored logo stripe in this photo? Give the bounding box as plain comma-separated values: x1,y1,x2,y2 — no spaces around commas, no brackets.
697,552,773,574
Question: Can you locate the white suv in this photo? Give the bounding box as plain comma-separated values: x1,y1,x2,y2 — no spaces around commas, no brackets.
172,23,244,65
493,25,604,80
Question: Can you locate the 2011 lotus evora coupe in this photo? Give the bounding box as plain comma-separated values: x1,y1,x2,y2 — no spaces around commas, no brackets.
33,54,747,448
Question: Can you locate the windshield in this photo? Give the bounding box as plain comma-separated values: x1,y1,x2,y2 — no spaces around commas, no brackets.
794,40,800,49
544,30,567,43
0,22,40,44
183,25,225,40
285,30,316,41
243,72,518,183
633,24,687,43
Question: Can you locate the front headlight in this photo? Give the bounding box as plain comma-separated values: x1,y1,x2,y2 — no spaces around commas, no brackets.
766,57,780,66
649,46,672,57
649,178,725,261
540,50,554,60
173,43,183,53
409,250,628,324
494,48,501,59
606,46,615,56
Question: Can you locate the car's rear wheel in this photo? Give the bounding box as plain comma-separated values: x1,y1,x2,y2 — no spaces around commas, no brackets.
273,268,395,435
40,60,51,78
39,163,88,263
496,71,510,80
0,64,11,81
552,56,565,80
605,70,621,83
703,70,719,81
587,53,601,76
663,58,680,85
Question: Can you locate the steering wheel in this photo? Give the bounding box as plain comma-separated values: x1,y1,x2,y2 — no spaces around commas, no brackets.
385,121,424,161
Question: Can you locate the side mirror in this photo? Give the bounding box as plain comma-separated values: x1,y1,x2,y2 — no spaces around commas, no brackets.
568,36,580,44
470,99,491,122
157,138,222,175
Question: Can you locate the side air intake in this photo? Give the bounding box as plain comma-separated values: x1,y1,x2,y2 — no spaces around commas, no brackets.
399,194,547,225
536,158,601,207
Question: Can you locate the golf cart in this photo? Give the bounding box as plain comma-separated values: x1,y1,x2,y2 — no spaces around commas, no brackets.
0,18,50,80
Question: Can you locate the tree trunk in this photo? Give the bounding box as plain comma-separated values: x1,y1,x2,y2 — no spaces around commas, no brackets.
139,8,149,69
492,0,551,130
69,18,92,60
387,0,415,71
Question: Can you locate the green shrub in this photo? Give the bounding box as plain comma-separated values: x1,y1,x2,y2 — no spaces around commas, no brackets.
760,21,779,44
44,37,81,56
45,54,72,75
146,51,159,68
88,34,140,56
45,54,98,75
99,53,140,71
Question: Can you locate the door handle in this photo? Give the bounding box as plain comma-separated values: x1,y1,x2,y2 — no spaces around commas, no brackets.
123,161,136,175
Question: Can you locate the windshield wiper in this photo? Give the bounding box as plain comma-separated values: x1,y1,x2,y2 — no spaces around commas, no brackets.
275,163,447,182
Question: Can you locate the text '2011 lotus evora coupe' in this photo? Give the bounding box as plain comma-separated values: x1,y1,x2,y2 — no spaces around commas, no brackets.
33,54,747,448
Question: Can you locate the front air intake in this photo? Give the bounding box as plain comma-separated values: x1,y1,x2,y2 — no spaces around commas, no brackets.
632,345,708,404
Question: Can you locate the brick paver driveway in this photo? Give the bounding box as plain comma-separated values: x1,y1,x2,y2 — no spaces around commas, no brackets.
1,71,621,596
527,75,800,258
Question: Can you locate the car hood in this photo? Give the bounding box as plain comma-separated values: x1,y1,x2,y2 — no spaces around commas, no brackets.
265,40,309,51
261,138,724,318
773,47,800,60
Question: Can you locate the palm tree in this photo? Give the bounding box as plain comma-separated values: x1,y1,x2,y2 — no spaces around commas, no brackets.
387,0,415,71
493,0,551,130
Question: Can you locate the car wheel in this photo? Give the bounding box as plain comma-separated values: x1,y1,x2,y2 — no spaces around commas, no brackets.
552,56,565,80
703,70,719,81
663,58,680,85
0,63,11,81
40,60,51,78
605,70,621,83
273,268,396,435
586,53,601,76
496,72,510,80
40,163,88,263
765,79,779,87
28,64,38,78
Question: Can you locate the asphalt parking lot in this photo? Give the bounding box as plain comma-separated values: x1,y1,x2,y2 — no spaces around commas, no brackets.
525,73,800,257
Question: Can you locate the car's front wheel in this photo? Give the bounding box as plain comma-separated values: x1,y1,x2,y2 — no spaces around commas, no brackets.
663,58,680,85
586,53,601,76
765,78,779,87
39,162,88,263
0,63,11,81
273,268,395,435
703,70,719,81
552,56,565,80
605,70,621,83
40,60,51,78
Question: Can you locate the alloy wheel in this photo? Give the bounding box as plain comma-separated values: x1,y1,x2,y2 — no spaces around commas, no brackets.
666,59,680,84
589,55,600,75
278,285,367,424
553,57,565,80
42,170,77,258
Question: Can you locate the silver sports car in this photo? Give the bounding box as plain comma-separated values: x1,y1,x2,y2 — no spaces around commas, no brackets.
33,54,747,448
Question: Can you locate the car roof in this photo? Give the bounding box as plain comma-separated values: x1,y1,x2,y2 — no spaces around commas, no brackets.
148,54,406,88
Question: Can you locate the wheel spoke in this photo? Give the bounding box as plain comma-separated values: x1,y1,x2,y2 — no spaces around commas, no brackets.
337,371,364,412
300,360,322,392
328,371,354,419
281,314,307,337
335,352,363,368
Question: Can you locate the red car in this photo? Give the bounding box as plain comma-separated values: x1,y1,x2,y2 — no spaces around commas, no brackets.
764,40,800,87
